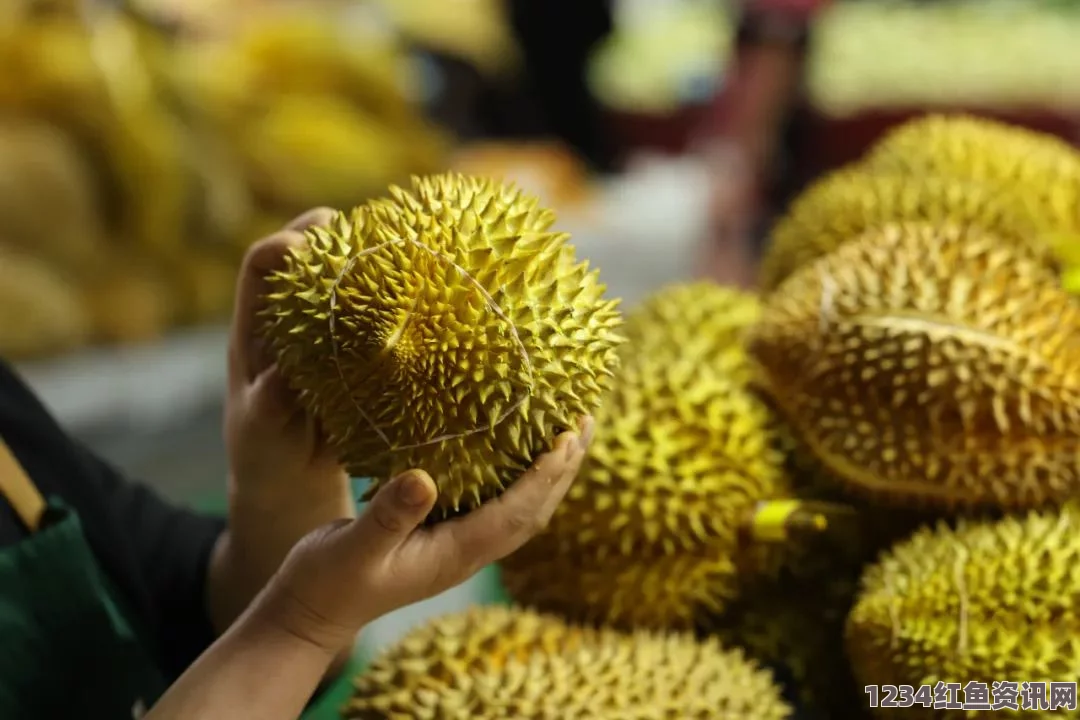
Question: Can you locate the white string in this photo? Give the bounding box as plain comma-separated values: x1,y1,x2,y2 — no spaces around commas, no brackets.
953,545,970,657
818,266,838,340
326,233,536,455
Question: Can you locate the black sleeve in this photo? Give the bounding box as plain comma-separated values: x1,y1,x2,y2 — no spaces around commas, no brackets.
0,359,226,680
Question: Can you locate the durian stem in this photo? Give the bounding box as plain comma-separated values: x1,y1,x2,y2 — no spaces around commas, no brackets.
743,499,859,545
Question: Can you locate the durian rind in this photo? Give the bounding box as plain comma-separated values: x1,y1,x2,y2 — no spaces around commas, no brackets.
344,605,793,720
262,173,624,519
864,113,1080,271
500,282,790,627
749,221,1080,510
847,506,1080,719
499,545,740,631
620,280,762,378
759,168,1066,293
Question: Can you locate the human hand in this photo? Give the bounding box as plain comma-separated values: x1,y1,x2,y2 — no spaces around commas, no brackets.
252,418,594,654
223,207,346,498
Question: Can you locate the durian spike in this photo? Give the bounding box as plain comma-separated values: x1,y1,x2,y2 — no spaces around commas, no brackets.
758,166,1068,293
749,220,1080,511
864,112,1080,273
261,173,624,522
344,605,794,720
846,505,1080,719
500,281,791,629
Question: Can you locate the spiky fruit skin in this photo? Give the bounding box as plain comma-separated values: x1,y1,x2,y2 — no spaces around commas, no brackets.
343,605,793,720
748,221,1080,511
262,174,624,520
758,168,1066,293
620,281,762,375
863,113,1080,271
500,548,743,631
500,283,791,629
847,506,1080,719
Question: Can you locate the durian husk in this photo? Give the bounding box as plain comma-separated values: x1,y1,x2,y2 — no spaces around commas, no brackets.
261,173,624,521
863,113,1080,276
748,220,1080,512
500,282,792,629
0,11,206,256
78,255,180,345
169,11,449,227
343,605,794,720
758,168,1069,293
847,505,1080,719
0,115,108,273
0,244,92,359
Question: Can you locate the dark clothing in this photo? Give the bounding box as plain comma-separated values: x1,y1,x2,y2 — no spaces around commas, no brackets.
0,359,225,681
507,0,618,172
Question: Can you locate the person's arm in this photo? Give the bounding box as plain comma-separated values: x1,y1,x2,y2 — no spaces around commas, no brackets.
148,427,591,720
143,598,337,720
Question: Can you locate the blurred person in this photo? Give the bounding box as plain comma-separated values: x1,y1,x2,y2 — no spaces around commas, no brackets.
507,0,618,172
0,209,592,720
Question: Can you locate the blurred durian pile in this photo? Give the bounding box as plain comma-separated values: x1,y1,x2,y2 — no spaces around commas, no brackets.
348,113,1080,719
0,0,446,360
807,0,1080,117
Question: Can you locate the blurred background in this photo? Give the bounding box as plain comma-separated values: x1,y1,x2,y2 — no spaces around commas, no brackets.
5,0,1080,703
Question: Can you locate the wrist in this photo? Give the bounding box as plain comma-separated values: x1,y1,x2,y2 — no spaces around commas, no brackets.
249,579,365,658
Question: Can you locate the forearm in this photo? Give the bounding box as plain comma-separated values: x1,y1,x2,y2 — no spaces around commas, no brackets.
206,479,356,672
145,598,338,720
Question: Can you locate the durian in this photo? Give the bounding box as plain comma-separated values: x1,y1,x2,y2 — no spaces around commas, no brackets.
863,114,1080,276
0,245,91,359
343,605,793,720
0,116,107,273
847,505,1080,719
262,173,624,520
748,221,1080,511
758,169,1068,293
500,283,791,629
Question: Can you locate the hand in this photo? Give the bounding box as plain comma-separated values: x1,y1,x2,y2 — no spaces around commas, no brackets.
253,418,594,654
223,207,345,496
210,209,359,636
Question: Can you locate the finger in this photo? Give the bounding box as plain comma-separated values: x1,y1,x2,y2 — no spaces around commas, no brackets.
345,470,437,558
227,232,307,387
244,366,303,432
427,431,582,570
285,206,336,233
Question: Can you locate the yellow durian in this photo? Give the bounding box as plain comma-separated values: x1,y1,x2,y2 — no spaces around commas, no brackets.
847,505,1080,719
749,221,1080,511
262,173,624,520
500,283,791,629
759,169,1067,293
864,113,1080,278
344,605,793,720
0,245,91,359
0,116,107,273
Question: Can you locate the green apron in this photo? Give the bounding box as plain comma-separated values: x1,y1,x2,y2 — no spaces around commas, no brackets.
0,445,168,719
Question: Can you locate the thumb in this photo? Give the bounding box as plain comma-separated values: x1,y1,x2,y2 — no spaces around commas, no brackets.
349,470,437,556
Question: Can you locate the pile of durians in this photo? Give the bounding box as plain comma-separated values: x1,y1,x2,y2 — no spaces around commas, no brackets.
260,115,1080,720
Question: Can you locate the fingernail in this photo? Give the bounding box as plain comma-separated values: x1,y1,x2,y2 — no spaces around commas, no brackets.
395,471,430,506
579,417,595,451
